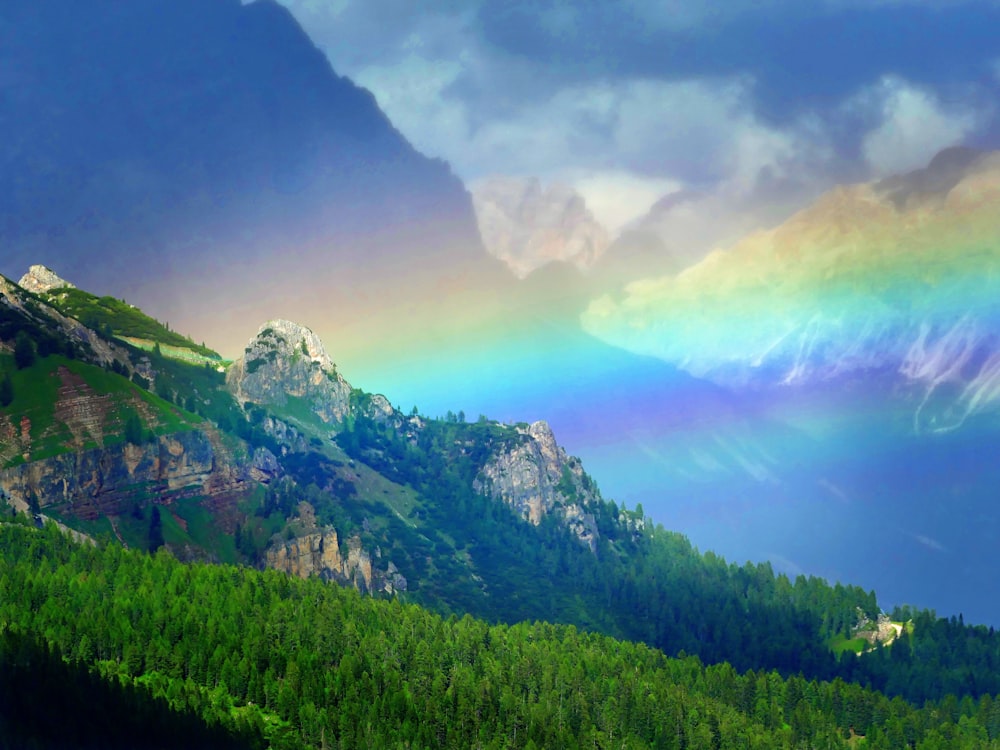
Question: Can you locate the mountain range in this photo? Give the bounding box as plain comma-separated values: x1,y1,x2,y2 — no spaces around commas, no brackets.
579,146,1000,623
4,0,1000,630
0,260,994,693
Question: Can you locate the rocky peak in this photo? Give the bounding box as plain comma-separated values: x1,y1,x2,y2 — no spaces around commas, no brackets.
1,270,126,370
472,176,610,278
474,420,600,551
226,319,352,426
18,265,75,294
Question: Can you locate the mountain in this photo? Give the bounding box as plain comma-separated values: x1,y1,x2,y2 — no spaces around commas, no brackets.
0,0,810,599
471,176,610,278
580,147,1000,624
0,0,508,357
583,148,1000,414
9,267,1000,709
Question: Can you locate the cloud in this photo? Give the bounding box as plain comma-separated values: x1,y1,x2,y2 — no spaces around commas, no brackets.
274,0,1000,246
860,77,988,176
352,55,469,162
908,531,947,552
568,171,681,234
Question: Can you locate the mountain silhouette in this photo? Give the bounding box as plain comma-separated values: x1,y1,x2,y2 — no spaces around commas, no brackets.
0,0,505,347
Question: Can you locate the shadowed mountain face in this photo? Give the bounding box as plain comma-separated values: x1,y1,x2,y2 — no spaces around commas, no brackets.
0,0,505,350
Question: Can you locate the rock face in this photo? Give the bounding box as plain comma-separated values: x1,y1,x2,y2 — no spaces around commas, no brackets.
583,149,1000,432
227,319,353,426
472,177,609,278
250,446,281,483
18,265,75,294
265,504,406,594
474,421,600,551
0,430,243,519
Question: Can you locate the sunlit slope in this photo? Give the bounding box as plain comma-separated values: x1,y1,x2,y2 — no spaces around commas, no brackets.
584,148,1000,433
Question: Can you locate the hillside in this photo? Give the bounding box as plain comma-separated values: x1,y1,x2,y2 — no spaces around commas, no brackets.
5,269,1000,711
5,521,1000,750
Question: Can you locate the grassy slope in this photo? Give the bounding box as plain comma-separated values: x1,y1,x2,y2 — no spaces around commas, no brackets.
0,354,202,468
40,287,220,359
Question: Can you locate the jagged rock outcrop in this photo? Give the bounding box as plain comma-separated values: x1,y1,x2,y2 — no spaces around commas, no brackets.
257,415,311,453
250,446,281,483
265,503,406,594
474,421,600,551
472,176,609,278
18,265,75,294
362,393,395,423
0,430,246,520
227,319,353,426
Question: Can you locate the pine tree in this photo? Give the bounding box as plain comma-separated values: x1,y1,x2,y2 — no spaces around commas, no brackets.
13,332,36,369
124,413,145,445
0,373,13,407
148,506,165,552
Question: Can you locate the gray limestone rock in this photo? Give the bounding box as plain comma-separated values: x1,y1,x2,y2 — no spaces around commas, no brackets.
18,264,76,294
474,420,600,551
227,319,353,426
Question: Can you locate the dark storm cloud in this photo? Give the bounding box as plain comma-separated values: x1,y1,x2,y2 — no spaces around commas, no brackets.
473,2,1000,125
276,0,1000,229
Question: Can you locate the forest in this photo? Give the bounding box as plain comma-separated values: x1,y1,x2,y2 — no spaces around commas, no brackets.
3,520,1000,749
332,409,1000,706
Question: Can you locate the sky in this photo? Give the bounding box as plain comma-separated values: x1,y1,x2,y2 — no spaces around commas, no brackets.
274,0,1000,233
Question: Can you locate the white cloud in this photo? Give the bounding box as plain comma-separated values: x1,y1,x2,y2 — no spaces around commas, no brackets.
907,531,947,552
861,77,986,176
568,171,682,234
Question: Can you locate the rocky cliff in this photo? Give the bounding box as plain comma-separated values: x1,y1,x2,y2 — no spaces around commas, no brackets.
18,265,75,295
0,428,257,520
472,177,609,278
265,502,406,595
0,274,129,371
227,320,353,426
474,421,600,551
